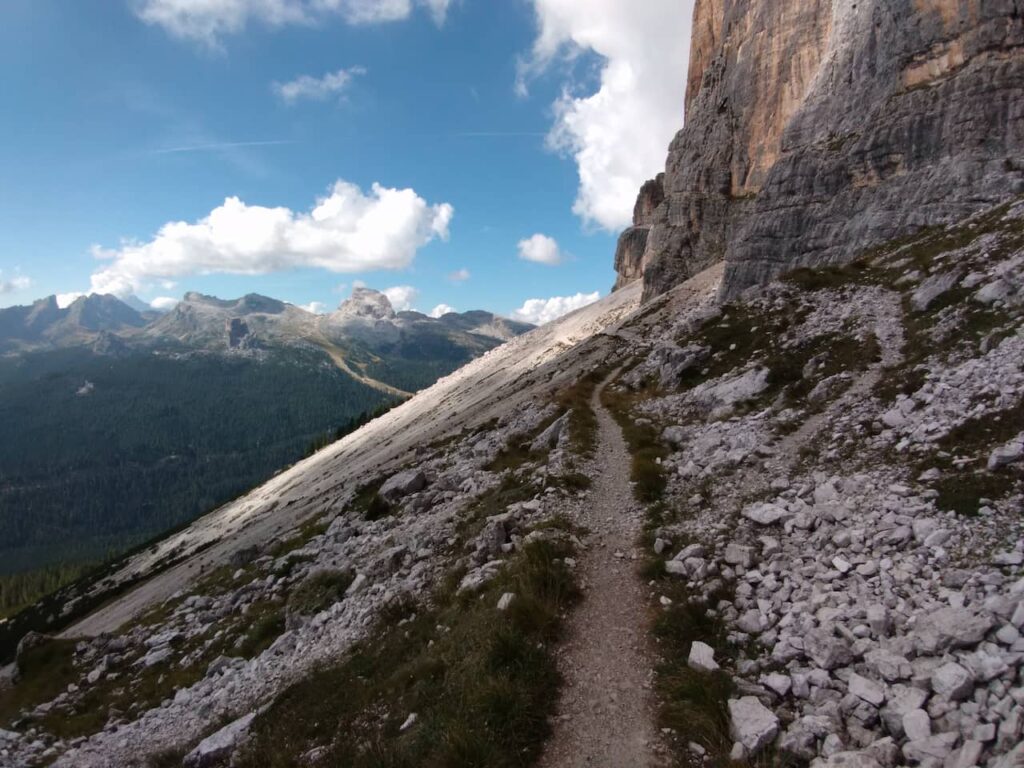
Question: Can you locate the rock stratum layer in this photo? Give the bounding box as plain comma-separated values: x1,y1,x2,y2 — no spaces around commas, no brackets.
616,0,1024,300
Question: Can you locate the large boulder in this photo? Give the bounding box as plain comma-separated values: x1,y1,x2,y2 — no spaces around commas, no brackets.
378,469,428,502
184,712,256,768
911,607,994,653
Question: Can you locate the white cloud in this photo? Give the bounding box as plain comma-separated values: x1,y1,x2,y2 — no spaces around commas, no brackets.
134,0,453,47
0,273,31,295
89,180,453,297
299,301,329,314
518,0,693,230
511,291,600,325
429,303,455,318
383,285,419,312
150,296,180,311
517,233,565,266
56,292,86,308
447,268,470,282
273,66,366,104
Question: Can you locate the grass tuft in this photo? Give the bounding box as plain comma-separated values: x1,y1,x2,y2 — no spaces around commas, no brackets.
288,570,354,617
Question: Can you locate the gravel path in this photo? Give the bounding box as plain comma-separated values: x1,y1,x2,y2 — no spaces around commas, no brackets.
539,373,664,768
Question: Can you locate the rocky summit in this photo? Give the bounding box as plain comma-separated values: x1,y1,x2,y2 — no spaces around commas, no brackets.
2,3,1023,768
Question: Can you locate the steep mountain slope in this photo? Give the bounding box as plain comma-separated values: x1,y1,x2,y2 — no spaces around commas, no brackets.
2,201,1021,768
615,0,1024,301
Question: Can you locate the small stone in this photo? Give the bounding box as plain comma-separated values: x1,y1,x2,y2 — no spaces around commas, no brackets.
728,696,779,754
833,556,853,574
741,502,790,526
496,593,515,612
761,672,792,697
811,752,882,768
901,733,958,766
902,709,931,741
400,713,418,731
930,662,973,701
804,626,853,670
987,434,1024,471
866,605,891,636
688,641,719,673
848,673,885,706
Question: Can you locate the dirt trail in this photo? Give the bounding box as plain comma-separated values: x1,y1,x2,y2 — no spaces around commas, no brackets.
540,373,663,768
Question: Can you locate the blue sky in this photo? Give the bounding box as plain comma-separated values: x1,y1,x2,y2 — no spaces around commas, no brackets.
0,0,692,323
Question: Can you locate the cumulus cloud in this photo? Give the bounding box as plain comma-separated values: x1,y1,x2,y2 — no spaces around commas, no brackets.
56,292,86,309
447,268,470,283
273,66,366,104
134,0,454,47
298,300,329,314
89,180,453,297
518,0,693,231
511,291,600,325
517,233,564,266
383,285,420,312
0,272,31,295
429,303,456,318
150,296,180,311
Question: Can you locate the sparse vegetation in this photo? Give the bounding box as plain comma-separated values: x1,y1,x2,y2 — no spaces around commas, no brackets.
236,604,287,659
288,570,354,617
601,384,668,503
235,535,579,768
556,368,609,457
925,399,1024,514
350,478,392,522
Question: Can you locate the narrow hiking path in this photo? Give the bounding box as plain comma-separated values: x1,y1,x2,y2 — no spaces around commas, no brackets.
540,373,663,768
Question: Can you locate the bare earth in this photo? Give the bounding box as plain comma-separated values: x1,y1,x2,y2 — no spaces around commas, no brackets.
539,373,664,768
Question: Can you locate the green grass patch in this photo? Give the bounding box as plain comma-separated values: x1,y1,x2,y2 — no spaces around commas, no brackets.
0,637,78,729
648,572,741,764
556,368,610,457
601,385,668,503
288,570,354,617
347,478,392,522
236,602,287,659
924,399,1024,515
486,443,546,473
235,537,579,768
549,472,592,493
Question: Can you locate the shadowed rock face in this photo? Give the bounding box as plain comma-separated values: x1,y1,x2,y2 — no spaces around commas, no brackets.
615,0,1024,301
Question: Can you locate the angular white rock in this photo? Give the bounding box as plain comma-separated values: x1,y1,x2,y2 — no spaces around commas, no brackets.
728,696,779,754
688,641,719,673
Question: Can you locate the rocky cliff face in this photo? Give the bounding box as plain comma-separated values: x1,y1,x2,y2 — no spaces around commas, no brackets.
616,0,1024,300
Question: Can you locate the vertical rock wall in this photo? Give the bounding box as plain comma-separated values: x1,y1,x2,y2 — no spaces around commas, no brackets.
614,0,1024,300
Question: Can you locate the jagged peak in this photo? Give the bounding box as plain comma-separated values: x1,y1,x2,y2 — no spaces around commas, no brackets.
333,287,396,321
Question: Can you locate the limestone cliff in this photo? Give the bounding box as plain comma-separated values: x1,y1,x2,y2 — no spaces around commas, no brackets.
616,0,1024,300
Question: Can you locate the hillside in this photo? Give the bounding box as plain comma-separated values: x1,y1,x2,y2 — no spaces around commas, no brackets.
0,289,532,593
2,2,1024,767
0,199,1020,767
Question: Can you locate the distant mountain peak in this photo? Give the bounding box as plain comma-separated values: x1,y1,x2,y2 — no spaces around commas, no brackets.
180,292,286,316
334,287,395,322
